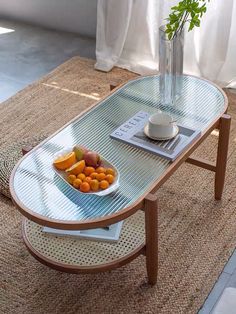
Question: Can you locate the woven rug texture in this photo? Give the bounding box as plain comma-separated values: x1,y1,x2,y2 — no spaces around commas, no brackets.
0,56,236,314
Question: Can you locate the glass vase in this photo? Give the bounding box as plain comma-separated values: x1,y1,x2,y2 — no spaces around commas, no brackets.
159,25,184,105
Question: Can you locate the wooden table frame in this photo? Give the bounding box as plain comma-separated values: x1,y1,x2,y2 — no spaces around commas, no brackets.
11,77,230,285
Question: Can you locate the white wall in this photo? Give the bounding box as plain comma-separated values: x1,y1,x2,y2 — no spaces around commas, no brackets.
0,0,97,38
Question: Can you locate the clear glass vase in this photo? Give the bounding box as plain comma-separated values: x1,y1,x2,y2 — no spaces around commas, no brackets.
159,25,184,105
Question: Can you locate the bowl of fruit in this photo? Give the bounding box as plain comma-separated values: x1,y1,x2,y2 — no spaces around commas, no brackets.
53,145,119,196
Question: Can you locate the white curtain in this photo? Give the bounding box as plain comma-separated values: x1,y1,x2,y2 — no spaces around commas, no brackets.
95,0,236,87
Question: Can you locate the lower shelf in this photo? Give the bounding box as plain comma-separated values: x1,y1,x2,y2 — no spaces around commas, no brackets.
22,211,146,273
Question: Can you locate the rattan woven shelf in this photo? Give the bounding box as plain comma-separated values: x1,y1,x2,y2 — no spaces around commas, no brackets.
22,211,145,271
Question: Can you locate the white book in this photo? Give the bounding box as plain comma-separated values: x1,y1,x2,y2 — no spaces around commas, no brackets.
42,221,123,243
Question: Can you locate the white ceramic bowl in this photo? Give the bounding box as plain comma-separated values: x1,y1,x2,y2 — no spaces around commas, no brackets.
148,112,175,138
53,147,120,196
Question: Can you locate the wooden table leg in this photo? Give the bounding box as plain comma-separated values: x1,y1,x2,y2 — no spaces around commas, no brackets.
22,146,33,156
215,114,231,200
144,194,158,285
110,80,123,91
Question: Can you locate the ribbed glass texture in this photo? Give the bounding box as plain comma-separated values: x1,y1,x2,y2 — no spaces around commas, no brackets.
13,76,225,222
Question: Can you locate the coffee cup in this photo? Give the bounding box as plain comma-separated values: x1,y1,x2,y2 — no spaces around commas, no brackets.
147,112,175,138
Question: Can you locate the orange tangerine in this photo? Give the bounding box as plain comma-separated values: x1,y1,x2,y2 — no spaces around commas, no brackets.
106,168,115,176
97,173,106,181
67,174,77,184
84,166,95,176
90,179,99,191
100,180,109,190
80,182,90,193
84,176,92,184
106,174,114,184
90,172,98,179
96,166,106,174
66,160,85,175
77,173,86,181
73,178,82,189
53,152,76,170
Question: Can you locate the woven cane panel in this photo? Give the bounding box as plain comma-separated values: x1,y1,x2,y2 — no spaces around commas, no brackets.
0,135,47,198
24,211,145,267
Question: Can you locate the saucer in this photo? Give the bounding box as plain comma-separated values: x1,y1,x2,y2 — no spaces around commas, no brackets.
144,124,179,141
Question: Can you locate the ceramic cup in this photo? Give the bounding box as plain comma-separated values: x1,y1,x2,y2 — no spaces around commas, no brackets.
148,112,175,138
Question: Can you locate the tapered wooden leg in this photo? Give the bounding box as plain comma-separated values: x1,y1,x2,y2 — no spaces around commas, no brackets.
110,81,121,91
110,83,118,91
215,114,231,200
144,194,158,285
22,146,33,156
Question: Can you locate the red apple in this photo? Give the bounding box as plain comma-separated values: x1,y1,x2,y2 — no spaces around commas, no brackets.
84,151,100,167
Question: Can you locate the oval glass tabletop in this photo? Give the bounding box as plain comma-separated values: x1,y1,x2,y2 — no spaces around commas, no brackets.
10,75,227,228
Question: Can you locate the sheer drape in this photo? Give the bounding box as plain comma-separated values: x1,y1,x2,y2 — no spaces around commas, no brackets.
95,0,236,87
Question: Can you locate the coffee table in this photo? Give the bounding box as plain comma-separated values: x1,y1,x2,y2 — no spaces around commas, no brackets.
10,75,230,285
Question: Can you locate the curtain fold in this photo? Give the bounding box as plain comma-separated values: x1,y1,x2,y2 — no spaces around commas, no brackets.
95,0,236,87
95,0,134,72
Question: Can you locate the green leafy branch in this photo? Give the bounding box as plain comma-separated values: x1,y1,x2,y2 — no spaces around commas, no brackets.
165,0,210,40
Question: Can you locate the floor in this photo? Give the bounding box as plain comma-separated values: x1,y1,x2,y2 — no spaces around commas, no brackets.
199,250,236,313
0,19,96,102
0,19,235,314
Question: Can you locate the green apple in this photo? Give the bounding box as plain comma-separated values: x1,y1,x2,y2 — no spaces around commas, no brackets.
73,145,88,161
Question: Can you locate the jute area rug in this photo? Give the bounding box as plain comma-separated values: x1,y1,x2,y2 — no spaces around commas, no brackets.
0,56,236,314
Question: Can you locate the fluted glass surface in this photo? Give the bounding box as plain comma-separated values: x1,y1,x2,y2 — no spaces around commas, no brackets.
13,75,225,222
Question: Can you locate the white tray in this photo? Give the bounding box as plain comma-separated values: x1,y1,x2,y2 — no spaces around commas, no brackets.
53,147,120,196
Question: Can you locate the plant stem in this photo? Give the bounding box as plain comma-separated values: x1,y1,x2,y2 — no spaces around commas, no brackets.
174,11,189,38
179,11,189,35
